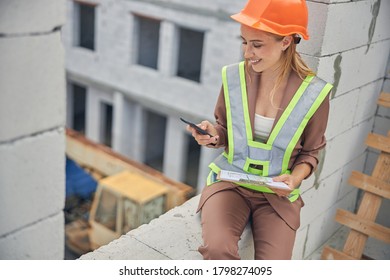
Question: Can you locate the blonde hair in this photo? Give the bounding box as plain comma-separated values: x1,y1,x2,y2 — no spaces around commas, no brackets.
274,34,315,84
246,33,315,108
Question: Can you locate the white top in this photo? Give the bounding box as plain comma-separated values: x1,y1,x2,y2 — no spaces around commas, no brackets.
254,113,275,142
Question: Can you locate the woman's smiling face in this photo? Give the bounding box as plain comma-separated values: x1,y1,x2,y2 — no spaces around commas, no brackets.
240,24,291,74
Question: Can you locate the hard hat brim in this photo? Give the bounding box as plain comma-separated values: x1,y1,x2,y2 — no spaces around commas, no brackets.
231,12,309,40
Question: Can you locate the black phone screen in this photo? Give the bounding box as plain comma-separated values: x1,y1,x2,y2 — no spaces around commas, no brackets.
180,118,213,137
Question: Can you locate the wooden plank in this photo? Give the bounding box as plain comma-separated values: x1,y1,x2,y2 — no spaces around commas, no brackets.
348,171,390,199
321,246,356,260
371,152,390,187
377,92,390,108
335,209,390,243
342,228,370,258
365,133,390,153
323,95,390,261
342,151,390,258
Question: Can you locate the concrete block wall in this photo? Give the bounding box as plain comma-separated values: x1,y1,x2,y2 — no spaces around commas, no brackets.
80,195,256,260
0,0,66,259
294,0,390,259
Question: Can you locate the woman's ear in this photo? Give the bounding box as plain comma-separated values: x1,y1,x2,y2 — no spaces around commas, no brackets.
282,36,293,51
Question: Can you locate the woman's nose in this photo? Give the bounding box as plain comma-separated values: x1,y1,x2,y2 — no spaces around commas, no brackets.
243,44,253,59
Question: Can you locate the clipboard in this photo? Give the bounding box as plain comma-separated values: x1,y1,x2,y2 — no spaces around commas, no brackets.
217,170,290,190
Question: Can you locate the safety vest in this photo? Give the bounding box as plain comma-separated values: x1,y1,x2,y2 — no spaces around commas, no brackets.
208,61,333,202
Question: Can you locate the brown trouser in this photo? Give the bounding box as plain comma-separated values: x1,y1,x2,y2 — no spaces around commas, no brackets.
198,186,297,260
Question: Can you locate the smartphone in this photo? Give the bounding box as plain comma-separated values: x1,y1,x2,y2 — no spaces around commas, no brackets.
180,117,214,137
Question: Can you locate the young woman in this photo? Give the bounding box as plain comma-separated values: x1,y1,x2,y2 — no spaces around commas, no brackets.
187,0,333,260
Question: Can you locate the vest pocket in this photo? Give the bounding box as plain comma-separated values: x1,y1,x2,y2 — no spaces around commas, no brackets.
244,158,270,176
247,164,264,175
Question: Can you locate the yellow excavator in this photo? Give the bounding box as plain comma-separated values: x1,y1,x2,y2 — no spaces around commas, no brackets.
64,129,193,256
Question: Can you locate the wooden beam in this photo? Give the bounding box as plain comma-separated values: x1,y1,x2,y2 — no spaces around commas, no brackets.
321,246,356,260
348,171,390,199
335,209,390,244
377,92,390,108
322,94,390,261
365,133,390,153
342,150,390,258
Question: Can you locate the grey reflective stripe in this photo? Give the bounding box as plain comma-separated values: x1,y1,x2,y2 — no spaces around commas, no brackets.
225,63,247,169
249,76,328,175
214,154,246,173
214,62,329,177
271,77,327,149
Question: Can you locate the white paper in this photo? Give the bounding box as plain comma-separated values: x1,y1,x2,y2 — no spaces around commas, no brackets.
218,170,291,190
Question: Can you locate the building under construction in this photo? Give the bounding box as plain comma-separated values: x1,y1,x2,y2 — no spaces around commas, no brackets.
61,0,244,192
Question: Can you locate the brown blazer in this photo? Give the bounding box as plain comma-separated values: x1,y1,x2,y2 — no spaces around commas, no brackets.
197,67,331,230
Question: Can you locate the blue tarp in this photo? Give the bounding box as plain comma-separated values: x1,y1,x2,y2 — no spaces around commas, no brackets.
66,156,97,199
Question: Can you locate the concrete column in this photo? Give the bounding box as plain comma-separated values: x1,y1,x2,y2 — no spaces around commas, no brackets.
130,103,147,162
85,87,100,143
196,146,222,193
85,86,113,144
0,0,66,259
127,102,147,162
71,1,80,47
163,117,189,182
158,21,179,77
129,13,139,65
66,80,73,128
112,92,134,159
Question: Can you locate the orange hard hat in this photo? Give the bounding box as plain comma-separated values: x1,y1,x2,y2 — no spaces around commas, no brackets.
231,0,310,40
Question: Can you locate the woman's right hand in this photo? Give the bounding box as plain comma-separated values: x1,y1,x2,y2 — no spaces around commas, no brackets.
186,120,219,146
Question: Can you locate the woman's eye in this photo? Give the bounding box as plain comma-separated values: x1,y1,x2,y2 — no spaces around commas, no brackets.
241,41,247,45
253,44,262,48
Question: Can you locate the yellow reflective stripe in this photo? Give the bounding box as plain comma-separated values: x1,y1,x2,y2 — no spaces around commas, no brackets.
206,170,215,185
268,75,315,146
281,82,333,173
235,182,300,201
222,66,234,164
238,183,275,194
238,62,252,142
248,139,272,149
207,163,221,186
243,158,269,176
287,193,299,203
208,162,221,175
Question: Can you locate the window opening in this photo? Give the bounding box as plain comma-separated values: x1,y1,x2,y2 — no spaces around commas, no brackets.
144,110,166,172
77,2,95,50
184,135,201,187
71,83,87,134
101,102,113,147
177,27,204,82
135,15,160,69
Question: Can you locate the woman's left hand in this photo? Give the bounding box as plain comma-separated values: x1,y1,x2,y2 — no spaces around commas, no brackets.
271,174,300,197
270,163,311,197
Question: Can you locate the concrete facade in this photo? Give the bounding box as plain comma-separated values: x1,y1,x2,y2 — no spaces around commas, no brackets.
0,0,66,259
65,0,389,260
